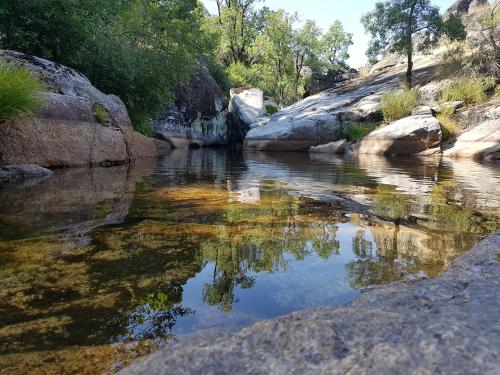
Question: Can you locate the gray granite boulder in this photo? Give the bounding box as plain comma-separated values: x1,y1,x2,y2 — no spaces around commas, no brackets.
228,88,268,143
444,119,500,159
0,50,167,167
122,233,500,375
243,82,396,151
348,115,442,155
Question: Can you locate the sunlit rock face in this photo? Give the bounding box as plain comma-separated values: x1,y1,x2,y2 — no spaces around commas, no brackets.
154,64,228,148
0,50,166,167
228,88,268,144
243,81,395,151
348,115,442,156
444,119,500,159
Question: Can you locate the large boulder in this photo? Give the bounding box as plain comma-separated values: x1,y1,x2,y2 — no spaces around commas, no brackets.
243,81,396,151
444,119,500,159
154,63,227,148
348,115,442,155
0,50,168,167
228,88,268,143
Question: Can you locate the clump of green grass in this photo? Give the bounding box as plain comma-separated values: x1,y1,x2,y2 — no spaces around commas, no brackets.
265,104,278,115
340,122,373,142
437,106,462,141
92,103,109,124
441,77,486,106
0,64,46,122
381,90,418,123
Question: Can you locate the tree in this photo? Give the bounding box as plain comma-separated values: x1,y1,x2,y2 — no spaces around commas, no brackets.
249,10,298,104
362,0,464,87
214,0,261,64
293,20,322,83
320,20,353,70
0,0,208,134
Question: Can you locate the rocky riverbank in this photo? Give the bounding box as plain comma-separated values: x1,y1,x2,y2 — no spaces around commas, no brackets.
0,51,170,168
122,232,500,375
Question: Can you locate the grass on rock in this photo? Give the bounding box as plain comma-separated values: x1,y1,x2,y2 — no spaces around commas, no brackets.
381,90,418,123
0,64,46,122
441,77,486,106
437,106,462,141
341,122,373,142
265,104,278,115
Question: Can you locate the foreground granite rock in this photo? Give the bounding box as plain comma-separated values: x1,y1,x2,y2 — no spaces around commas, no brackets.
348,115,442,155
123,233,500,375
0,50,169,167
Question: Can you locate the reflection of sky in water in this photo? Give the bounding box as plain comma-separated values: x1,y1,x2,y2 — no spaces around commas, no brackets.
171,224,376,333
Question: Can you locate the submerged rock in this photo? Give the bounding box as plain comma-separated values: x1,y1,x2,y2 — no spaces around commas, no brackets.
0,50,168,167
444,119,500,159
309,140,349,154
154,63,228,148
348,115,442,155
0,164,52,186
122,232,500,375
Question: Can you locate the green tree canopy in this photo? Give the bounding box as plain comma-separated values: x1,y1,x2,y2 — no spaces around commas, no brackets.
320,20,354,70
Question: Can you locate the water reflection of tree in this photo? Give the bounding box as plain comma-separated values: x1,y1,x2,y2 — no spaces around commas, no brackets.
200,188,342,311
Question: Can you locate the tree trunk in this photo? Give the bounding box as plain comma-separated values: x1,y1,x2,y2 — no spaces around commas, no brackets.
406,48,413,89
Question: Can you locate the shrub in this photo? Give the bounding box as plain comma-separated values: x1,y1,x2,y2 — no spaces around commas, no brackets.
441,78,486,106
0,64,45,122
437,106,462,141
341,122,373,142
92,103,109,124
381,90,418,123
265,104,278,115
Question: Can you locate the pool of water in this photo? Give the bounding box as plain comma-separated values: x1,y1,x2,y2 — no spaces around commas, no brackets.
1,149,499,373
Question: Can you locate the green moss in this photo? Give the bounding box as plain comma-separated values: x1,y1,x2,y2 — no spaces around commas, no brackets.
92,103,109,124
0,64,46,122
265,104,278,114
381,90,418,123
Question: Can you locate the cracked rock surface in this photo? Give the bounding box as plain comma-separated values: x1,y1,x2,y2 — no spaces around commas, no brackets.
122,233,500,375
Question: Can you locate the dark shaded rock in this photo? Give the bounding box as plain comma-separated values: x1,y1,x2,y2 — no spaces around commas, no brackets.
122,233,500,375
0,164,52,186
154,64,227,147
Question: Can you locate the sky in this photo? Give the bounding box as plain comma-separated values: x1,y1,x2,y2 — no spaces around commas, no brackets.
202,0,459,68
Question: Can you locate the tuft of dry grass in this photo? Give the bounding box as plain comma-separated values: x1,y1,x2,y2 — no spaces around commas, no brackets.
381,90,418,123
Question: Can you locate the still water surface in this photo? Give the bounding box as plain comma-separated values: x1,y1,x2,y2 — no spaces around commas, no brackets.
1,149,499,373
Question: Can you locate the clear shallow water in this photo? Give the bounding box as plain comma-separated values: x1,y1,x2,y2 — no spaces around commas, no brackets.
1,149,499,373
